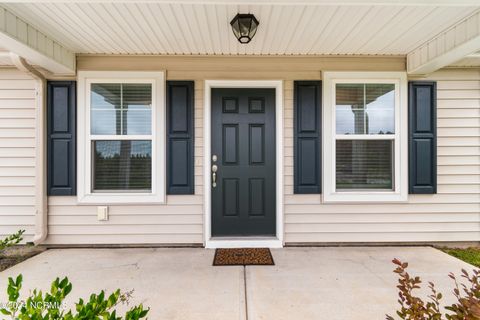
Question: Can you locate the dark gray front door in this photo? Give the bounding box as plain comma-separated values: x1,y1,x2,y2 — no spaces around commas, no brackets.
211,88,276,237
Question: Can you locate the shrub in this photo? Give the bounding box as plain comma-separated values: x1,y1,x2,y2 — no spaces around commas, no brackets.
0,274,149,320
0,230,25,251
387,258,480,320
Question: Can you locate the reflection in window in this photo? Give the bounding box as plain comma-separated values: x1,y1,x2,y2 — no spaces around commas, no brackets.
336,140,393,190
336,84,394,135
91,83,152,135
93,140,152,191
91,84,121,135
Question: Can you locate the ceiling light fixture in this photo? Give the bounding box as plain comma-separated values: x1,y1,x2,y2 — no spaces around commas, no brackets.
230,13,259,44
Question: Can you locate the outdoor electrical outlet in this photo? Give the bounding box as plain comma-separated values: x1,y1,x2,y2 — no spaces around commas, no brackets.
97,206,109,221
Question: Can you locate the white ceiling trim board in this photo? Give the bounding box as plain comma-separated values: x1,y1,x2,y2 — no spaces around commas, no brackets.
407,9,480,74
1,0,480,6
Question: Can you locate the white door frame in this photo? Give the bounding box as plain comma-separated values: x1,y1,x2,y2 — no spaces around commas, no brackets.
203,80,284,248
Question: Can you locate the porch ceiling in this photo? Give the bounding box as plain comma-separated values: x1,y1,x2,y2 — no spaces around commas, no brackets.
2,2,479,56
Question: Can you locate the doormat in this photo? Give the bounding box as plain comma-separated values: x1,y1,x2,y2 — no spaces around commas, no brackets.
213,248,274,266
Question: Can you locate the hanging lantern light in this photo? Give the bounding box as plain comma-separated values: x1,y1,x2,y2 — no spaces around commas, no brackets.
230,13,259,44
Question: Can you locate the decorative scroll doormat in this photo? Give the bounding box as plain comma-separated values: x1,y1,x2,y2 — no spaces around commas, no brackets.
213,248,274,266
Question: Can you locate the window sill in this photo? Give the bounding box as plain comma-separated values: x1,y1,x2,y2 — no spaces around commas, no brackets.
323,191,408,203
77,193,165,205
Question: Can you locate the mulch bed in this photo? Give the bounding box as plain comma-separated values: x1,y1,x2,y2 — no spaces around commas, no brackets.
0,246,46,272
213,248,274,266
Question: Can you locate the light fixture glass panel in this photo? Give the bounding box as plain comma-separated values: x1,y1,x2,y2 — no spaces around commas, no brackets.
231,20,241,38
239,17,251,36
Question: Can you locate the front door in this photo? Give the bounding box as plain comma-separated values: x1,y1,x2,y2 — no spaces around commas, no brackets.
211,88,276,237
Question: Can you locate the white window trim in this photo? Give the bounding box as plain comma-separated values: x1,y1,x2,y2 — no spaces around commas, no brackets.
323,71,408,203
77,71,165,204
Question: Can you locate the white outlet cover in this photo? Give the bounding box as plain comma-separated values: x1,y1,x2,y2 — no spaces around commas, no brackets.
97,206,109,221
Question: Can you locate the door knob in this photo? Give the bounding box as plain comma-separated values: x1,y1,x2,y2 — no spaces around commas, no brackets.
212,164,218,187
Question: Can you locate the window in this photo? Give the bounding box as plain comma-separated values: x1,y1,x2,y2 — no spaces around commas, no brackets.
323,72,407,202
78,71,165,203
91,83,152,192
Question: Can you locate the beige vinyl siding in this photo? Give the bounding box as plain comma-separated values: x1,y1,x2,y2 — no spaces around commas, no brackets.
51,56,349,245
44,79,205,245
284,68,480,243
42,56,480,245
0,69,37,242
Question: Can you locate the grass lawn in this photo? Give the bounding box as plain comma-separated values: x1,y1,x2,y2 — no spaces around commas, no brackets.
441,247,480,268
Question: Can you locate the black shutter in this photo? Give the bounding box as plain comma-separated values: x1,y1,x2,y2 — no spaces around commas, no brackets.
47,81,76,195
409,81,437,194
166,81,195,194
294,81,321,194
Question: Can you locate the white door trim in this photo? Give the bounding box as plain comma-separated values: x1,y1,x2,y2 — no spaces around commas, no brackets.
203,80,284,249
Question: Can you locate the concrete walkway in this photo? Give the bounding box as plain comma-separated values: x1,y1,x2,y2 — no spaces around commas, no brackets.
0,247,475,320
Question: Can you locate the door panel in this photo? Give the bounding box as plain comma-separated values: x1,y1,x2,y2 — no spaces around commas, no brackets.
211,88,276,237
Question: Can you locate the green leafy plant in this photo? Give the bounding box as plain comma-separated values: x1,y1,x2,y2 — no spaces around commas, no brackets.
0,274,149,320
387,258,480,320
0,230,25,251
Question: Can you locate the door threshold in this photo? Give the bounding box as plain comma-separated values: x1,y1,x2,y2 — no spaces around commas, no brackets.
206,237,282,249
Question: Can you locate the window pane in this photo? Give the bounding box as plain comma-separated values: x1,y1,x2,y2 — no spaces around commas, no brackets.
93,140,152,191
336,83,395,135
91,84,121,135
336,140,393,190
365,84,394,134
122,84,152,135
336,84,365,134
91,83,152,135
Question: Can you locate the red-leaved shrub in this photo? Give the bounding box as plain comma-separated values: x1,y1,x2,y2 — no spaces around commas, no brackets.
387,258,480,320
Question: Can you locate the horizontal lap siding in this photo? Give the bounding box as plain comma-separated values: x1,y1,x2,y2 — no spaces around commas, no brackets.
46,196,204,245
284,69,480,243
48,63,330,245
44,80,205,245
13,56,474,245
0,69,36,242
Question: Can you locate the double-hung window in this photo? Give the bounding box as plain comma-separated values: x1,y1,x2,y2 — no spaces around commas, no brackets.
78,71,165,203
323,72,408,202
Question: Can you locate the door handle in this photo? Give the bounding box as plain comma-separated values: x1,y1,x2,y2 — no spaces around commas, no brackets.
212,164,218,188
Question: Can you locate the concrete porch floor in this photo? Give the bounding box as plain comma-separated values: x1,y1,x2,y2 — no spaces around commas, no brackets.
0,247,475,320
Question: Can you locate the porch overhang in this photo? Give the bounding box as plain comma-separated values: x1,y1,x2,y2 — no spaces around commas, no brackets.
407,9,480,75
0,5,75,75
1,1,479,76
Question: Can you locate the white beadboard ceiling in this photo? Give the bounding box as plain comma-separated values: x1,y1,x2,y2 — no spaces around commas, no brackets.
2,2,480,56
